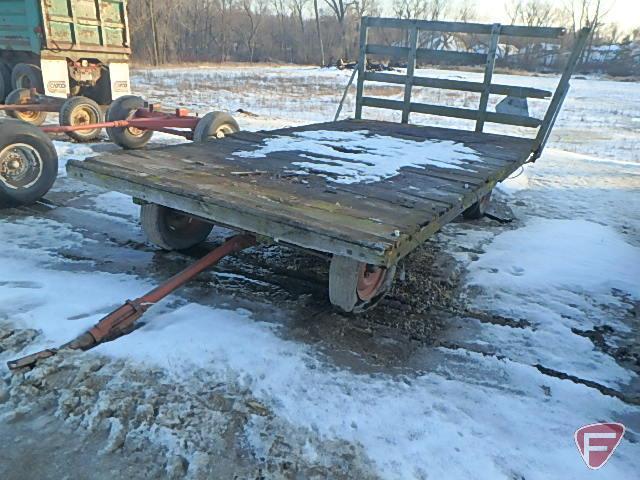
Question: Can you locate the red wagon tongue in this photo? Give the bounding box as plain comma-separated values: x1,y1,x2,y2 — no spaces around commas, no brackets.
7,234,256,372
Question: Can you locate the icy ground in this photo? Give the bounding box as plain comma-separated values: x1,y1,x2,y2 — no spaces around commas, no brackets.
1,65,639,479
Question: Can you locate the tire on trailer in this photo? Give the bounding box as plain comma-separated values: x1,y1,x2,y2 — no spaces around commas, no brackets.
59,96,104,143
0,60,12,103
0,119,58,208
106,95,153,149
193,111,240,142
4,88,48,126
462,191,492,220
328,256,396,313
140,203,214,251
11,63,44,92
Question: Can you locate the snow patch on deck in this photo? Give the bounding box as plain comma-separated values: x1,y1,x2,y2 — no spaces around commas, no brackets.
232,130,482,184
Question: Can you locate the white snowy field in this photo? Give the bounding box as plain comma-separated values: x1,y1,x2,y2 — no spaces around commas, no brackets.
1,65,639,479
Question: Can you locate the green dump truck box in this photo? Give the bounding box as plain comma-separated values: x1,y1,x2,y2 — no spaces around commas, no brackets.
0,0,129,57
0,0,130,103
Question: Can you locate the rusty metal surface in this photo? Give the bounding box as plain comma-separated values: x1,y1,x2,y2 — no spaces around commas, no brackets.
40,107,201,134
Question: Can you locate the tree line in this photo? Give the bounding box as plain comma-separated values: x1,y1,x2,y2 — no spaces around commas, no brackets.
128,0,640,74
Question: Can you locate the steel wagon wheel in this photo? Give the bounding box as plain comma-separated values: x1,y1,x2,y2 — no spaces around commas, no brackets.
4,88,48,126
59,96,104,143
329,256,396,313
140,203,214,251
193,112,240,142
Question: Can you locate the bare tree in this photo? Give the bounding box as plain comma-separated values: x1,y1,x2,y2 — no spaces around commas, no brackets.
324,0,353,57
455,0,477,22
353,0,380,18
314,0,326,66
393,0,428,19
242,0,267,62
146,0,160,65
125,0,638,73
290,0,310,33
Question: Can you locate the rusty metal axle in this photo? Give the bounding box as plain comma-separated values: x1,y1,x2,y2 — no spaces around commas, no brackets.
7,234,256,371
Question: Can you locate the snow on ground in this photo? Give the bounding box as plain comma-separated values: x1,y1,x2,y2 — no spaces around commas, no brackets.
1,65,640,479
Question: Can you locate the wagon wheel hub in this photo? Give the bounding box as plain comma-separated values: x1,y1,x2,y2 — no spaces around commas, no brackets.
18,110,40,122
0,144,43,189
71,106,99,132
127,125,146,137
215,125,236,138
356,264,387,301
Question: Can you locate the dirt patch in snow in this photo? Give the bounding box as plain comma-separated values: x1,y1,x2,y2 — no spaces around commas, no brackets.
1,328,379,479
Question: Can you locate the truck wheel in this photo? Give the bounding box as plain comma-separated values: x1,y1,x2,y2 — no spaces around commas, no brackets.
0,119,58,208
59,96,104,142
462,191,491,220
11,63,44,92
106,95,153,149
193,112,240,142
0,61,11,102
328,256,396,313
4,88,48,126
140,203,214,251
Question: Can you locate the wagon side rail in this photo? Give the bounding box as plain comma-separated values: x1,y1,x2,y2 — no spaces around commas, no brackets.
354,17,591,160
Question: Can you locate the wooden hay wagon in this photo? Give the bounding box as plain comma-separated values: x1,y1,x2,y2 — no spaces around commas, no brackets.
66,17,590,313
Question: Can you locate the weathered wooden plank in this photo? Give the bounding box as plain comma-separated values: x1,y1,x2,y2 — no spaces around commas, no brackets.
364,17,566,39
363,72,552,98
334,183,453,213
264,118,535,155
402,166,485,187
476,24,501,132
87,150,416,235
366,44,487,65
360,97,542,128
68,162,395,266
402,27,418,123
146,122,528,173
533,26,591,159
217,127,502,181
87,139,479,237
74,157,403,243
355,23,369,120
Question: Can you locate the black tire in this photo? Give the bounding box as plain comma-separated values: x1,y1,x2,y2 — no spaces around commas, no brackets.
140,203,214,251
106,95,153,149
0,60,12,102
462,191,492,220
0,119,58,208
59,96,104,142
11,63,44,92
193,112,240,142
4,88,48,126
